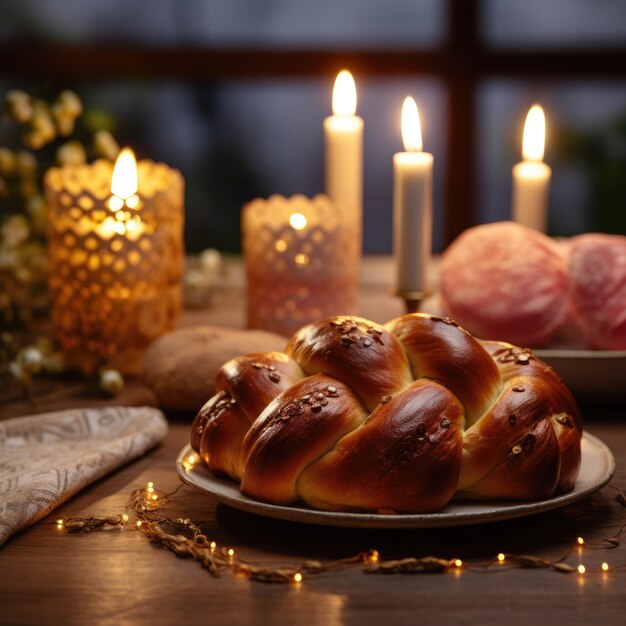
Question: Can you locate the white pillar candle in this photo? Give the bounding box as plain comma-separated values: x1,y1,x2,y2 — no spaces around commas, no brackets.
511,105,552,232
393,96,433,295
324,70,364,241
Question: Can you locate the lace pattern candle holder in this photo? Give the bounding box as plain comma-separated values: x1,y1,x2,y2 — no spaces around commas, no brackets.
242,194,359,336
44,159,184,374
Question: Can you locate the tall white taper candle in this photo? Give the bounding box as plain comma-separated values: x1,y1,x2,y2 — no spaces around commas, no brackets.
324,70,364,242
393,96,433,296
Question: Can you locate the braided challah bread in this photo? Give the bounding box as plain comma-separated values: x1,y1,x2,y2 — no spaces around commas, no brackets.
190,314,582,513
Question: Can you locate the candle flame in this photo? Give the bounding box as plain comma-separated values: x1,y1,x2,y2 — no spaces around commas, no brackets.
332,70,357,116
401,96,423,152
522,105,545,162
289,213,307,230
111,147,138,200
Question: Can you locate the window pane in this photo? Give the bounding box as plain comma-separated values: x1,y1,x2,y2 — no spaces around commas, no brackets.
482,0,626,48
477,81,626,235
0,0,446,48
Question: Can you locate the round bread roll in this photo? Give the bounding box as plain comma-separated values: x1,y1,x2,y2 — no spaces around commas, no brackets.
569,233,626,350
190,314,581,513
440,221,569,347
141,326,286,411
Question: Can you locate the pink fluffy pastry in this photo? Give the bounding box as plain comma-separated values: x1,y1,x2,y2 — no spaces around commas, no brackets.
440,221,569,347
569,233,626,350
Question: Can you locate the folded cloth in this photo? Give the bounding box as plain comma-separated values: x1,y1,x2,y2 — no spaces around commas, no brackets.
0,406,168,545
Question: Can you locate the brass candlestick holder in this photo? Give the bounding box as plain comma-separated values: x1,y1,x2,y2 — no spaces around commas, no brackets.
391,288,430,315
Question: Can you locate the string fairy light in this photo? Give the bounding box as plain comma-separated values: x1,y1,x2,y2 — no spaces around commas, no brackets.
53,481,626,584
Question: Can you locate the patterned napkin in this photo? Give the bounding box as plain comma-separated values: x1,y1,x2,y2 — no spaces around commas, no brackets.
0,406,168,545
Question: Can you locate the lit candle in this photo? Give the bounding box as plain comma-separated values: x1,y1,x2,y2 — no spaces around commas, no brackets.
324,70,363,241
45,148,184,374
511,105,551,232
242,194,358,337
393,96,433,300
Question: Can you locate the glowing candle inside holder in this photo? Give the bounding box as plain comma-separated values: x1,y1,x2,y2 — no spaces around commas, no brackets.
45,149,184,374
242,194,359,337
393,97,433,312
511,105,552,232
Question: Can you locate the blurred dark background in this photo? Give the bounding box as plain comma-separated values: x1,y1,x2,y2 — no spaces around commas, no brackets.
1,0,625,253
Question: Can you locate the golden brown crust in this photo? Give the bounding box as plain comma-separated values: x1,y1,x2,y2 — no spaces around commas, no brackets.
297,379,464,512
216,352,305,423
191,313,583,513
481,340,582,432
285,316,412,411
240,374,368,504
385,314,502,427
191,391,248,479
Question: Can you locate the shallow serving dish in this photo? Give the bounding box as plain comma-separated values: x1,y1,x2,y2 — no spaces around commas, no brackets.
533,349,626,398
176,432,614,529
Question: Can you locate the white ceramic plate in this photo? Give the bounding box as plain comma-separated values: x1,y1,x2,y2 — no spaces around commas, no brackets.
533,349,626,397
176,432,615,529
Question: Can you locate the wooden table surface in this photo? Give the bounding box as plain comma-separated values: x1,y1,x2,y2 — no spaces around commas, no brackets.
1,257,625,625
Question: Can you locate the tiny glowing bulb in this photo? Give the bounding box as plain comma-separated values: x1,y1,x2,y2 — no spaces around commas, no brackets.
369,550,379,563
577,564,586,574
136,520,143,527
147,482,154,488
577,537,584,546
497,553,505,562
188,454,196,465
151,494,158,501
56,519,63,525
210,541,216,551
601,562,609,572
454,559,463,568
228,548,235,557
122,514,129,522
147,487,154,493
294,572,303,583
